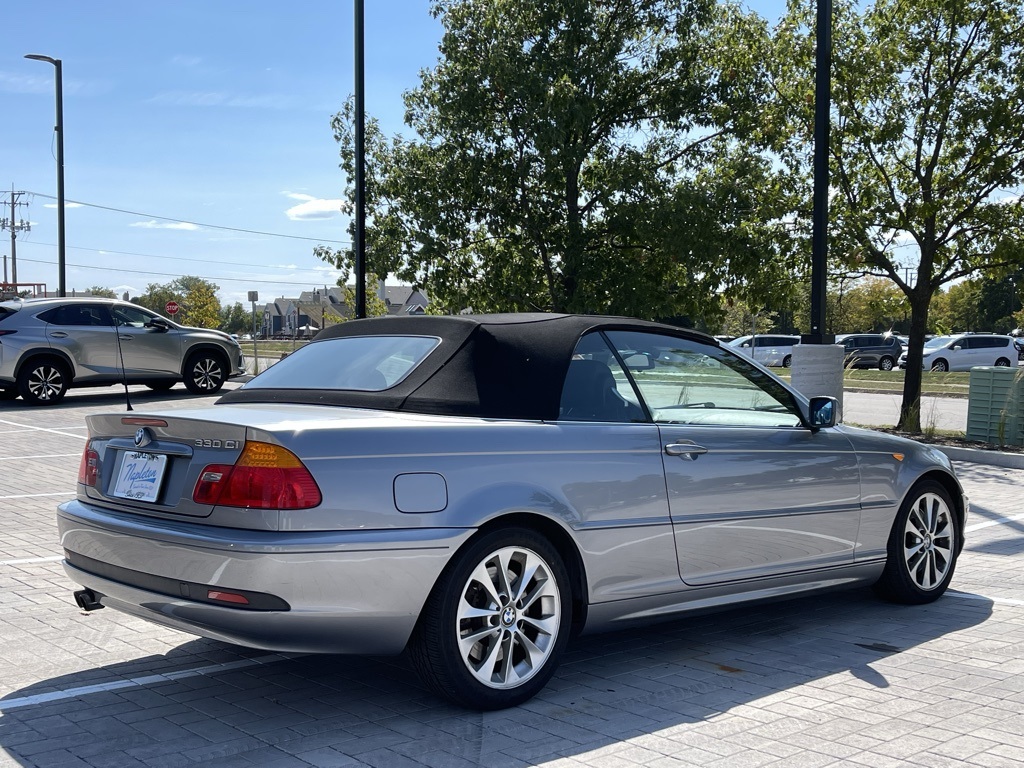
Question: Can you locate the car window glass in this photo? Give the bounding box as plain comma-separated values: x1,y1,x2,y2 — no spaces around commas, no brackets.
45,304,112,326
559,332,644,422
111,305,158,328
604,331,802,428
245,335,440,391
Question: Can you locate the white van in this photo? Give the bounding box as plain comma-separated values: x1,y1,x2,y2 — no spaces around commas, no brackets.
728,334,802,367
898,334,1017,371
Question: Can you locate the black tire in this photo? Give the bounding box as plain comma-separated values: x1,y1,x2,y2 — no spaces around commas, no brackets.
879,356,895,371
0,388,18,401
410,527,572,710
782,355,793,368
145,381,176,391
995,358,1011,367
16,357,71,405
930,359,949,372
874,480,960,604
183,350,227,394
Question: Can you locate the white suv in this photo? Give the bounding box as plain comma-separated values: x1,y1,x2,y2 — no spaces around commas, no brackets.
898,334,1017,372
728,334,802,367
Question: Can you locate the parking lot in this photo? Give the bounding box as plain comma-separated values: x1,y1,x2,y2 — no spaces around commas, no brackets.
2,385,1024,768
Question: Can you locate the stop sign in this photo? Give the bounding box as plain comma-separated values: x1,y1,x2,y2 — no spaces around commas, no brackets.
165,300,179,315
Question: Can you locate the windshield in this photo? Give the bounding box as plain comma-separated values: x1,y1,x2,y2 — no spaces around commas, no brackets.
924,336,955,349
244,335,440,391
728,336,751,347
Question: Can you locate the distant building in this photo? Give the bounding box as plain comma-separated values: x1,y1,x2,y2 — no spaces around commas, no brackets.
259,284,429,337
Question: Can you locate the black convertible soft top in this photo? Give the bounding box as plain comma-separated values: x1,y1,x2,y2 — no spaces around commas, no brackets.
218,313,713,420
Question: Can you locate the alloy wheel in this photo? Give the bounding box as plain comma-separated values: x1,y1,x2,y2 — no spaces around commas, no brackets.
190,357,224,391
456,545,561,690
902,492,954,591
25,365,66,402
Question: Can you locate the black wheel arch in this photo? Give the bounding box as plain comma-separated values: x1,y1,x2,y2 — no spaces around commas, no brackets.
14,349,77,382
182,343,229,374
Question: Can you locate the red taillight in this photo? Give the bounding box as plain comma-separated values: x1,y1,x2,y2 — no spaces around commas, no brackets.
78,442,99,487
192,441,321,510
207,590,250,605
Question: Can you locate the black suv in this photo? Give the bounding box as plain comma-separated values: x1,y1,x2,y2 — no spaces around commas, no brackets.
838,334,903,371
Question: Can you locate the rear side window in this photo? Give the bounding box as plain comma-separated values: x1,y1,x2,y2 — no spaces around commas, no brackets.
0,305,18,324
245,335,440,391
39,304,112,326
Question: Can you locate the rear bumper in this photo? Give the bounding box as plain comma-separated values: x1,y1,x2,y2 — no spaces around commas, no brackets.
57,498,473,654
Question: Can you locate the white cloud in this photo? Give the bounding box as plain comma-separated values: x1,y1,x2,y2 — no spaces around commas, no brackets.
284,193,348,221
0,71,52,94
147,91,292,109
43,202,83,209
169,55,202,68
130,219,200,231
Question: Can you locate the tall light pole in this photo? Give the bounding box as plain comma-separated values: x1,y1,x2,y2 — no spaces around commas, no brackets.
353,0,367,319
25,54,66,297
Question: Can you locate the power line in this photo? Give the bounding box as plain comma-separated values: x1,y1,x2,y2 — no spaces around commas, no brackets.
16,256,343,288
20,239,322,271
25,191,353,246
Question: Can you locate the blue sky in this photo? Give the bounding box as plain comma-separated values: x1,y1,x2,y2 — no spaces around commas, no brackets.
2,1,782,307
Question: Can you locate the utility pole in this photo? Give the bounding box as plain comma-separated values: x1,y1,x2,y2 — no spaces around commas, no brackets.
0,188,31,286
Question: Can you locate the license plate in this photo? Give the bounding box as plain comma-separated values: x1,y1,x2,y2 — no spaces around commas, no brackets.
110,451,168,503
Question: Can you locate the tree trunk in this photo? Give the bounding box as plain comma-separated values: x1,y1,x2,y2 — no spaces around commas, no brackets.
897,289,931,432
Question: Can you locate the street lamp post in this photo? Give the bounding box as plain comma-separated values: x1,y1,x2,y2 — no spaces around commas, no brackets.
25,54,66,298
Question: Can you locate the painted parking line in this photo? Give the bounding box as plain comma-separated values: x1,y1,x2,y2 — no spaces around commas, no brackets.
0,555,63,566
947,590,1024,608
965,512,1024,533
0,492,76,500
0,453,82,461
0,653,300,711
0,419,87,440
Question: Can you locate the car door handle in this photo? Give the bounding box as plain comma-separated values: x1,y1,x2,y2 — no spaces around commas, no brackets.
48,331,68,338
665,442,709,460
118,335,133,340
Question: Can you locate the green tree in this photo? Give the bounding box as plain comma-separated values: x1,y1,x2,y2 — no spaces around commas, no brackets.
342,274,390,318
219,302,250,334
318,0,800,323
133,276,222,328
775,0,1024,430
87,285,117,299
133,283,180,317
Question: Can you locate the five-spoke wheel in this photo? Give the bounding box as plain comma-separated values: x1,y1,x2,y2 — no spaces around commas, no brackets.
879,356,895,371
183,351,227,394
412,528,571,709
17,358,71,405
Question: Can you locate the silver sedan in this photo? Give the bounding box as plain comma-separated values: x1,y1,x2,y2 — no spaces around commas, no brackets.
58,314,966,709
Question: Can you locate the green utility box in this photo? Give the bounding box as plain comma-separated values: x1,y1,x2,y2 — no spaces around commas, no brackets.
966,366,1024,446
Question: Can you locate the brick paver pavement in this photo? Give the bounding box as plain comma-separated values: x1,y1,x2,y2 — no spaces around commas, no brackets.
1,386,1022,767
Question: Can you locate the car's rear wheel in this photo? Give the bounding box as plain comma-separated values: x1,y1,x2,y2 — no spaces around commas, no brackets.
930,359,949,372
183,351,227,394
145,381,176,391
995,357,1011,367
879,356,895,371
874,481,960,604
782,355,793,368
411,527,571,710
16,358,71,405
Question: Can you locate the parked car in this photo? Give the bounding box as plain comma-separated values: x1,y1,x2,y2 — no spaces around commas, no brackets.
898,333,1018,371
58,314,966,709
728,334,802,367
836,333,903,370
0,297,245,404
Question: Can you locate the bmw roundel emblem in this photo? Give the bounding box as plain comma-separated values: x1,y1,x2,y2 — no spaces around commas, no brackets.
134,427,151,448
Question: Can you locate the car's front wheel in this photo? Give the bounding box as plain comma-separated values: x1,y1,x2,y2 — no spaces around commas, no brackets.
874,481,960,604
17,358,71,405
782,355,793,368
183,351,227,394
930,359,949,372
411,527,572,710
879,356,895,371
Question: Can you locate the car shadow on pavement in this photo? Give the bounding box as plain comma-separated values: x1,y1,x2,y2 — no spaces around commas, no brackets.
0,385,230,413
0,587,991,767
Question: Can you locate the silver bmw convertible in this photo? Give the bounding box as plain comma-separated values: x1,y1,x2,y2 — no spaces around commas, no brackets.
58,314,966,709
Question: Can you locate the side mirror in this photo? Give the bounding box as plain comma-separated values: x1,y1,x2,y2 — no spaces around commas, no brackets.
808,396,837,429
951,345,961,351
741,342,750,348
147,316,171,331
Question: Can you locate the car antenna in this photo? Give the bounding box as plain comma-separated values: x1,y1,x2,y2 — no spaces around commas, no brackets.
111,310,134,412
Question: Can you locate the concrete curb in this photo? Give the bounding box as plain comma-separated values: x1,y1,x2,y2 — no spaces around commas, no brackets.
935,445,1024,469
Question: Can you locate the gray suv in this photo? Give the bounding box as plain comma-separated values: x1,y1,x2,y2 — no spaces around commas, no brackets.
0,297,244,405
837,333,903,370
